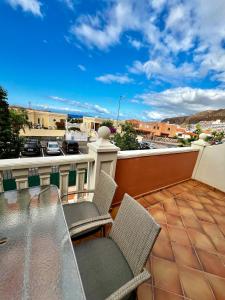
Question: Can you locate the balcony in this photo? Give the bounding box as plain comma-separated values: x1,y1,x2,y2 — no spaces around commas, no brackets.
0,128,225,299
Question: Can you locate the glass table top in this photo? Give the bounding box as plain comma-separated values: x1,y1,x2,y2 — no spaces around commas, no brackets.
0,185,86,300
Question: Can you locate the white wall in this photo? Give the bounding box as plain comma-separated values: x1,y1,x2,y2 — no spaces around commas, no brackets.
193,143,225,192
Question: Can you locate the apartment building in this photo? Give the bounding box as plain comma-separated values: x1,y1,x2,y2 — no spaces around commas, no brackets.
128,119,179,138
10,106,67,129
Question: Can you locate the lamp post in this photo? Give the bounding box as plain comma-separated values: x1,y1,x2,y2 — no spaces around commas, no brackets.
116,95,124,127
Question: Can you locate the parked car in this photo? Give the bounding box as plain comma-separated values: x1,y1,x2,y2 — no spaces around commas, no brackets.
139,141,156,150
62,140,79,154
22,139,41,156
46,141,61,155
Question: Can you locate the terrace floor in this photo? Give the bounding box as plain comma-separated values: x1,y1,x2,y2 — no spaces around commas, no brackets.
134,179,225,300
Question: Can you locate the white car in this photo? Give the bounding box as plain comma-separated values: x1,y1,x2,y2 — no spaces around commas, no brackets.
46,141,61,155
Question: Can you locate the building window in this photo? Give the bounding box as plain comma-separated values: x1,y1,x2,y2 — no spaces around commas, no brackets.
168,127,170,131
153,126,156,129
157,126,159,130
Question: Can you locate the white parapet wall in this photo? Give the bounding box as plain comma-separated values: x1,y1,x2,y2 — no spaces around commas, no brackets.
192,143,225,192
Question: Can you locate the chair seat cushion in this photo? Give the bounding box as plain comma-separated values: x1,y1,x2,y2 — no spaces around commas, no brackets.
75,238,135,300
63,202,101,238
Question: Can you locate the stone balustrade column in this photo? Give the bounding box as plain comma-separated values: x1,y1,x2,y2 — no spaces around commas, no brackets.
0,171,3,193
88,126,120,190
76,163,87,201
191,133,208,179
59,164,70,198
38,166,52,186
12,168,29,190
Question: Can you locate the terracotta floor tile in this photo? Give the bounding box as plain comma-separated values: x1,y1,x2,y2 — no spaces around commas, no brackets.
158,224,170,241
218,224,225,237
211,237,225,255
172,243,202,270
187,228,216,252
175,199,190,208
200,222,224,240
212,213,225,225
208,190,225,200
204,204,223,215
144,194,159,206
178,191,200,203
206,273,225,300
166,213,184,228
188,200,204,210
152,238,175,261
198,195,214,205
179,206,196,218
148,206,167,225
153,287,185,300
164,199,181,216
151,191,173,202
196,249,225,278
152,256,183,295
187,179,200,187
179,266,215,300
181,215,203,231
137,283,153,300
137,197,151,208
194,209,215,223
213,199,225,208
168,226,192,247
168,185,186,195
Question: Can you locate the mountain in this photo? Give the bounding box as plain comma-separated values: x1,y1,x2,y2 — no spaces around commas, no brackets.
162,109,225,124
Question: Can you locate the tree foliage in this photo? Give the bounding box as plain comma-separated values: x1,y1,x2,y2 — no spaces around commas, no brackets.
100,120,116,134
113,122,139,150
10,108,29,135
0,87,21,158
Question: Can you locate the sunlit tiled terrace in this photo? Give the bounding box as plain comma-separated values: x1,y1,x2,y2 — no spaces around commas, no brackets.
134,179,225,300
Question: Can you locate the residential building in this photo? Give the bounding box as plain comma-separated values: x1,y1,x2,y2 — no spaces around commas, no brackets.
10,106,67,129
128,119,181,138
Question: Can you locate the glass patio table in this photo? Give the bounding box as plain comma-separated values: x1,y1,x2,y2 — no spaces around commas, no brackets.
0,185,86,300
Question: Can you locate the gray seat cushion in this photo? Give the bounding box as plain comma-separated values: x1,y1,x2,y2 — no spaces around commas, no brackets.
75,238,135,300
63,202,100,238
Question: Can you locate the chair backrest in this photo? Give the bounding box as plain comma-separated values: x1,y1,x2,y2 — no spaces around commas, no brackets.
93,170,117,215
109,194,161,276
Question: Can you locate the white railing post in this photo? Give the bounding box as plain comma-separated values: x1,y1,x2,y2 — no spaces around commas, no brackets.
12,169,29,190
38,166,52,186
191,133,208,179
76,163,87,201
0,171,3,193
59,164,70,198
88,126,120,190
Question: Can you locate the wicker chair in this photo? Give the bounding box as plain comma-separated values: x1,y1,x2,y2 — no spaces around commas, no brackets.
74,193,161,300
63,170,117,239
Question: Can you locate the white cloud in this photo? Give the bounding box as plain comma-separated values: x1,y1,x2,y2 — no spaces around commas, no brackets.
96,74,133,84
49,95,110,115
136,87,225,119
62,0,75,10
94,105,110,114
77,64,86,71
70,0,225,85
7,0,43,16
127,36,143,50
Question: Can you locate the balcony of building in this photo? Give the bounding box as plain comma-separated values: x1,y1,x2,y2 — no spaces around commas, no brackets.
0,127,224,300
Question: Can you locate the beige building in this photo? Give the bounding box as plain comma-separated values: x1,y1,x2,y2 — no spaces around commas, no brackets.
10,106,67,129
82,116,124,132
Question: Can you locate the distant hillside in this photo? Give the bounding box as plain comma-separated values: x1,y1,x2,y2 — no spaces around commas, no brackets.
162,109,225,124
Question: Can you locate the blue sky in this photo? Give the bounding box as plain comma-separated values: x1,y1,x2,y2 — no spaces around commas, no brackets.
0,0,225,121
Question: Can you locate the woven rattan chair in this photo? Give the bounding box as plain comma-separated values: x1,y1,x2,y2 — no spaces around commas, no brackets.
63,170,117,239
74,193,161,300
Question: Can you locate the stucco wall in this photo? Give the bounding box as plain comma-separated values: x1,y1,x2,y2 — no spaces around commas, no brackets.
193,143,225,192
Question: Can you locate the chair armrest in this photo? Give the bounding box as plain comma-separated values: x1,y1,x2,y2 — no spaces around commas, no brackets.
106,269,151,300
61,189,95,199
69,214,113,237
